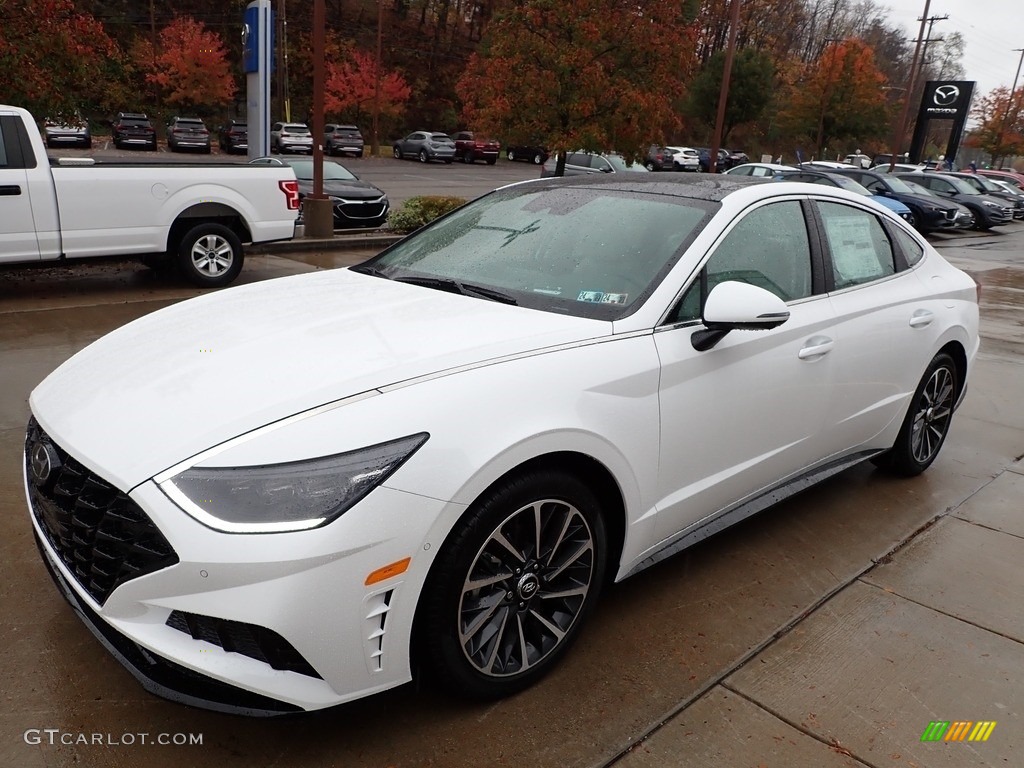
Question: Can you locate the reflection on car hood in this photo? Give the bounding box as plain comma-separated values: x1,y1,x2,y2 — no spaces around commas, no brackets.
31,269,606,489
869,195,910,214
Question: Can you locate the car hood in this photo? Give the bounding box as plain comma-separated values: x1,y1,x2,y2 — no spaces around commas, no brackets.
30,269,607,490
297,178,384,200
895,192,954,211
869,195,910,214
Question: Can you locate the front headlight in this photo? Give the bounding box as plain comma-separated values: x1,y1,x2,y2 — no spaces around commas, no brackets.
982,200,1000,208
159,433,428,533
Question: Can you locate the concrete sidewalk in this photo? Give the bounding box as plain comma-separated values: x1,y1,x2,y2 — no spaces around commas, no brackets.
614,460,1024,767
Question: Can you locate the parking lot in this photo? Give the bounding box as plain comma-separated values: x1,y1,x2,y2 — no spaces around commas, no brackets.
1,175,1022,766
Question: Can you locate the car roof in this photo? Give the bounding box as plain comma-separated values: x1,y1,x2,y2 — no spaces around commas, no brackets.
529,170,766,202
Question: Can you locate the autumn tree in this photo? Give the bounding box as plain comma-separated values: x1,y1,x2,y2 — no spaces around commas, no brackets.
138,16,237,115
685,48,775,143
965,87,1024,166
779,38,888,156
0,0,126,118
457,0,698,175
325,50,412,125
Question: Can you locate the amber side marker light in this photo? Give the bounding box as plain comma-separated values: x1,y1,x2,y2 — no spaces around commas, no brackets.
365,557,411,586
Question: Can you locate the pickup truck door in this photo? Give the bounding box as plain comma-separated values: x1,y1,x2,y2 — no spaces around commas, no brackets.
0,111,45,262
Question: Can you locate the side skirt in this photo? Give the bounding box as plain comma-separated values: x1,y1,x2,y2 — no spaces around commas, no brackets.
621,449,883,580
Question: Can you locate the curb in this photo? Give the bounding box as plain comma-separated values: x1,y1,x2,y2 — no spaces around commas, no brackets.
251,228,403,254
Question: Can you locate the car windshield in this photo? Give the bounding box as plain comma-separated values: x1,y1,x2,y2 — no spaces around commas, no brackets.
900,179,938,197
974,176,1007,194
286,161,358,181
942,175,982,195
357,185,713,320
880,176,915,194
606,154,649,172
828,176,871,194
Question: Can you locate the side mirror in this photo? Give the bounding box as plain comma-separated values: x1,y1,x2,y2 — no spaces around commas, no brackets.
692,281,790,351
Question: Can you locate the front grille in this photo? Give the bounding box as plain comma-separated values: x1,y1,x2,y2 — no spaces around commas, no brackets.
166,610,322,679
336,200,387,221
25,418,179,605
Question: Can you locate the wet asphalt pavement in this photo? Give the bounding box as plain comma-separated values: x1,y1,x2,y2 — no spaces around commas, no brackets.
1,223,1022,767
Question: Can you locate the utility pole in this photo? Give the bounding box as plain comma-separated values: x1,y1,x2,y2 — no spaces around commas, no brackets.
709,0,741,174
372,0,383,158
888,0,931,170
914,14,948,74
994,48,1024,168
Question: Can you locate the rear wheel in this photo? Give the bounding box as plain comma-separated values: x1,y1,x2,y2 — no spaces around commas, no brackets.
873,352,958,476
175,223,244,288
416,470,608,699
645,161,656,171
463,152,474,164
507,149,516,161
419,149,428,163
532,153,543,165
486,158,497,165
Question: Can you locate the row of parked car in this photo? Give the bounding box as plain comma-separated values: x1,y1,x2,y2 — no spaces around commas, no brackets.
645,145,750,173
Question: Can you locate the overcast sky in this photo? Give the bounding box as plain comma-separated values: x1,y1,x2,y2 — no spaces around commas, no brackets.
878,0,1024,98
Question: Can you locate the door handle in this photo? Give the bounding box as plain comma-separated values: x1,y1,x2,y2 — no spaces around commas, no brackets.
798,336,834,360
0,185,22,196
909,310,934,328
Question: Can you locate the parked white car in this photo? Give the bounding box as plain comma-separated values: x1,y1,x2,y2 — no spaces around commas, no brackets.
725,162,794,177
667,146,700,171
26,174,979,714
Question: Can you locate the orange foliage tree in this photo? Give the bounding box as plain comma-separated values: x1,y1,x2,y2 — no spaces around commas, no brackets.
138,17,237,115
965,86,1024,166
325,50,412,123
778,38,889,157
457,0,698,174
0,0,124,118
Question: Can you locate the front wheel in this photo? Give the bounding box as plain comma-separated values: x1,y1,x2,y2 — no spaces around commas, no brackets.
175,223,244,288
507,149,516,161
532,153,543,165
873,352,958,476
419,149,428,163
645,161,656,171
393,146,401,159
416,470,608,699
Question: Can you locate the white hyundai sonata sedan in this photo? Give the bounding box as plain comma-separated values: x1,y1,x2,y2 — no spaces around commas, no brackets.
25,174,979,714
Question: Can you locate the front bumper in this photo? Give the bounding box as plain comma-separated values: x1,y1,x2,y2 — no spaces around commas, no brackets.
25,419,448,714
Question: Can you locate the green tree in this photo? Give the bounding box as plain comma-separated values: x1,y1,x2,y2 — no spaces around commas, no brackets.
684,48,776,143
456,0,698,175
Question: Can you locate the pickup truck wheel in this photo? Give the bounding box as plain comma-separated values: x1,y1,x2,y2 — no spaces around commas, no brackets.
177,224,243,288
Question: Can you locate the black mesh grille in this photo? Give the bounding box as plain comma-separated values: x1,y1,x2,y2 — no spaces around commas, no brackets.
166,610,322,679
25,418,179,605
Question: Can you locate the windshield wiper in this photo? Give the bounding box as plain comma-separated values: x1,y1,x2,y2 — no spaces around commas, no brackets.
349,264,392,279
394,275,518,305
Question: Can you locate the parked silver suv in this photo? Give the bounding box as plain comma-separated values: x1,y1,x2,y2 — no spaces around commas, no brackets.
541,151,649,177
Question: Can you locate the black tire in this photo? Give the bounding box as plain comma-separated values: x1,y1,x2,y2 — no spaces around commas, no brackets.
444,158,453,164
416,469,608,699
175,223,244,288
419,149,428,163
507,149,516,161
873,352,958,476
356,150,363,158
486,158,497,165
393,146,401,159
645,161,656,171
532,153,543,165
905,209,919,230
463,152,473,164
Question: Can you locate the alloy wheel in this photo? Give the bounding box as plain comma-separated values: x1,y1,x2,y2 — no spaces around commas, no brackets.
458,498,595,677
190,234,234,277
910,364,954,464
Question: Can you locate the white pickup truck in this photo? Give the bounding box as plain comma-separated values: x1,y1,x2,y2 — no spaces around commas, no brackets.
0,105,299,287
